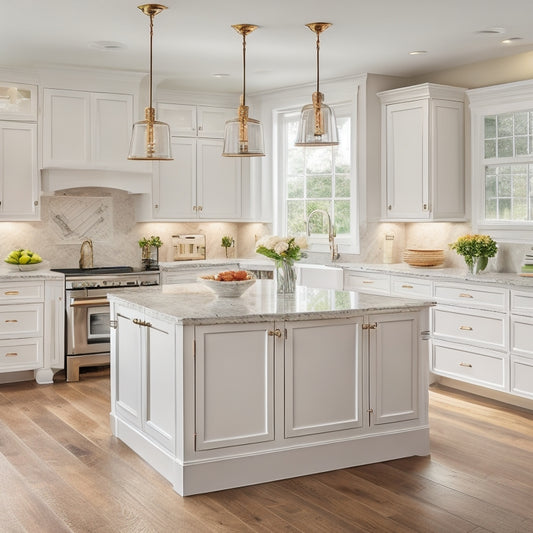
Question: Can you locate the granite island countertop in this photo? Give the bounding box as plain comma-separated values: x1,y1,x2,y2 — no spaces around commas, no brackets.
107,279,434,326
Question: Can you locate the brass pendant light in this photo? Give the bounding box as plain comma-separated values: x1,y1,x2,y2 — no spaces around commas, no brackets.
295,22,339,147
222,24,265,157
128,4,173,160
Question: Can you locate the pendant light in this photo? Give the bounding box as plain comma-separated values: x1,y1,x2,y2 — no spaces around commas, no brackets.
295,23,339,147
222,24,265,157
128,4,173,160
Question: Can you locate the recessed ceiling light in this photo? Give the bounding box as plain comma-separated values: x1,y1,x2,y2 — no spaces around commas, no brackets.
212,73,230,78
502,37,523,44
477,27,506,34
88,41,126,51
409,50,428,55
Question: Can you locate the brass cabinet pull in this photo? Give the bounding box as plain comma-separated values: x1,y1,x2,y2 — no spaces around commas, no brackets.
4,291,19,295
5,352,18,357
401,284,413,289
133,318,142,325
362,323,378,330
459,325,473,331
133,318,152,328
4,319,18,323
362,280,374,284
268,329,282,337
459,362,472,368
459,293,473,298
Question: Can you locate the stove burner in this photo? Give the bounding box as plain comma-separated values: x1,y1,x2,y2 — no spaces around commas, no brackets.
51,266,134,276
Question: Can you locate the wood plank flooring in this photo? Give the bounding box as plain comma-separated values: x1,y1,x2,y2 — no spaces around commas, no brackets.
0,368,532,533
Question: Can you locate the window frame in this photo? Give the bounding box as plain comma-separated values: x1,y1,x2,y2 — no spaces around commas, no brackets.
275,100,358,254
469,80,533,243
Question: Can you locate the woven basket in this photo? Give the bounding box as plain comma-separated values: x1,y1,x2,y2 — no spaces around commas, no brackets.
402,248,445,267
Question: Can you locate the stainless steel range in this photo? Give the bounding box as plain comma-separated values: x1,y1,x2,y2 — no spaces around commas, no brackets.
51,266,159,381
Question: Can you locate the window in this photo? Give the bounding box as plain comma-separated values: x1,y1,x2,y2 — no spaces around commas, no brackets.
278,103,354,251
468,79,533,242
483,111,533,222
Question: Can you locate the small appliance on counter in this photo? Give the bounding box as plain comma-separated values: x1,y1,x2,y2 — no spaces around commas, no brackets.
172,234,206,261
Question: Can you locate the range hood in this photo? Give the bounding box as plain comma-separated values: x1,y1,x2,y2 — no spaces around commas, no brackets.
41,168,152,195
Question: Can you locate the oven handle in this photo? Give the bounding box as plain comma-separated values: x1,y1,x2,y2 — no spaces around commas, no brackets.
70,298,110,307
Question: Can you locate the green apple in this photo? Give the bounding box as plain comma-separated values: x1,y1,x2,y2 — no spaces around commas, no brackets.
29,254,42,264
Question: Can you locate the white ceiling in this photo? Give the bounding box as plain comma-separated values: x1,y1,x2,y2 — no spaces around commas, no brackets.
5,0,533,93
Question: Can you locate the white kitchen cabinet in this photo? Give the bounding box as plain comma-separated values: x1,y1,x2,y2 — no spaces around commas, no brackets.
42,88,136,171
195,322,275,450
152,137,241,220
343,270,391,295
157,102,233,138
0,121,39,220
0,82,37,122
378,83,466,221
284,318,364,438
390,275,432,299
112,304,176,452
510,289,533,399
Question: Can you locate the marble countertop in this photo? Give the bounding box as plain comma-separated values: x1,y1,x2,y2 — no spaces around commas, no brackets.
0,265,64,281
159,259,274,271
107,280,433,326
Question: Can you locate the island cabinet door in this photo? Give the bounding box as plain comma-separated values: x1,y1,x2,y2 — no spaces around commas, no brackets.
194,322,275,451
284,317,364,438
369,311,420,426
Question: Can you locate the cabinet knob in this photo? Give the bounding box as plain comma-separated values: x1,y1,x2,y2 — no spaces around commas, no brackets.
387,205,392,210
34,200,39,206
198,125,203,131
423,204,428,210
198,205,203,212
193,206,197,211
154,204,159,209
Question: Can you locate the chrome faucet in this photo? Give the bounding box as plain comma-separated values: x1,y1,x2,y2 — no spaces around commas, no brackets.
79,238,94,269
306,209,340,262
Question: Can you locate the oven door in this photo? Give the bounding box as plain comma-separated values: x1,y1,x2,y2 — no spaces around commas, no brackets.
67,290,110,356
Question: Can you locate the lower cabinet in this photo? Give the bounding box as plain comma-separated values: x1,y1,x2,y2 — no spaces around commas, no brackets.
112,305,176,452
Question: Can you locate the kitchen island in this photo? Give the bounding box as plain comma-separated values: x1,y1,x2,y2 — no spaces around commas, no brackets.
108,281,433,496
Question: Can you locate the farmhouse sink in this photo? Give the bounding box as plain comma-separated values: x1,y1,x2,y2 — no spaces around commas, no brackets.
296,263,344,290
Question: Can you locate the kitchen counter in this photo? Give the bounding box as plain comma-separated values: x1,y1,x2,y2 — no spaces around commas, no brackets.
107,280,433,326
0,265,64,281
109,280,431,496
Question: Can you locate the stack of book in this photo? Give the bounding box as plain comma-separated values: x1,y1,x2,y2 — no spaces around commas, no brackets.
521,248,533,276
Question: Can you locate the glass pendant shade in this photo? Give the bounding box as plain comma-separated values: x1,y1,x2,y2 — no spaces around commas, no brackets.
295,92,339,146
222,24,265,158
129,107,172,160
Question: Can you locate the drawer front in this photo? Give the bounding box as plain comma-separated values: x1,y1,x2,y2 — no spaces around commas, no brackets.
511,289,533,315
0,338,43,371
511,355,533,399
433,282,508,311
432,340,507,391
343,271,390,295
432,307,507,351
0,282,44,302
390,276,432,298
510,315,533,358
0,304,43,338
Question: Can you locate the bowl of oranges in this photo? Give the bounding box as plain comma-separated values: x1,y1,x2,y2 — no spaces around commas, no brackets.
199,270,256,298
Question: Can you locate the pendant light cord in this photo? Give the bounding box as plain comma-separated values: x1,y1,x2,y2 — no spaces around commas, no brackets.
149,12,154,110
315,30,320,95
242,31,247,107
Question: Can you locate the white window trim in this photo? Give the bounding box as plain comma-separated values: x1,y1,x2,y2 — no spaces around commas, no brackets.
468,79,533,243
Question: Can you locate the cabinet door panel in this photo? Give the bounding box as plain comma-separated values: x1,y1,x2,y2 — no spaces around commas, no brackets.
285,318,363,437
144,317,176,451
157,103,196,136
0,122,38,219
92,93,132,165
115,310,143,429
195,323,274,450
197,106,233,138
153,137,196,218
385,100,428,219
197,139,241,219
511,356,533,399
43,89,90,166
371,312,419,425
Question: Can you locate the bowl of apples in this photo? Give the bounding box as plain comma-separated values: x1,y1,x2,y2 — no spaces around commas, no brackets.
199,270,256,298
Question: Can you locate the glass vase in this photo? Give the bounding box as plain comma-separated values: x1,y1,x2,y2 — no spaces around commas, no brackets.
275,259,296,294
141,245,159,271
467,256,488,275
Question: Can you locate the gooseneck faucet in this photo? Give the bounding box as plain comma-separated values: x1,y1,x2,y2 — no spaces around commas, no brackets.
79,238,94,269
306,209,340,262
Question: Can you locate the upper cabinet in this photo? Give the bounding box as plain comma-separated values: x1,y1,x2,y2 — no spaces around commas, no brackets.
0,82,37,122
42,88,140,171
378,83,466,221
157,103,234,138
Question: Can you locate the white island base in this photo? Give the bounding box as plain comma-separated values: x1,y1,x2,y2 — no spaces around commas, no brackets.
109,282,431,496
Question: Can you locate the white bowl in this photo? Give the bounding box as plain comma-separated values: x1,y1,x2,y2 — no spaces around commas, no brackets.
199,276,256,298
5,261,45,271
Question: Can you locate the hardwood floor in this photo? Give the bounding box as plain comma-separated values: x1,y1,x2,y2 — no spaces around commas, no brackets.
1,369,532,533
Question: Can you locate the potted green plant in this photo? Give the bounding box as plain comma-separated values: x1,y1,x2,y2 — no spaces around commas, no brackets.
139,235,163,270
221,235,234,258
449,234,497,274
